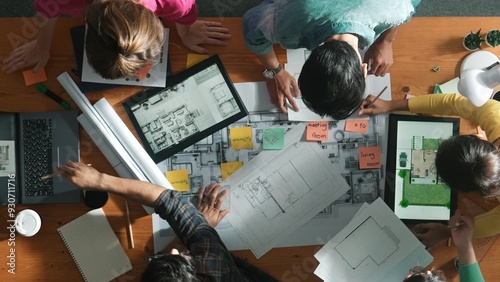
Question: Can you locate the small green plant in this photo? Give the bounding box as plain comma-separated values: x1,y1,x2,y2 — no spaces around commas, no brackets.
486,29,500,47
399,198,410,208
463,29,483,51
398,170,407,179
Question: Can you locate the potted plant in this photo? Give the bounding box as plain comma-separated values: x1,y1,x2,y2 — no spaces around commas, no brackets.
486,29,500,47
463,29,483,51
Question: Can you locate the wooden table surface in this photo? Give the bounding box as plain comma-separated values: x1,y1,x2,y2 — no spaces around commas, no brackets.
0,17,499,281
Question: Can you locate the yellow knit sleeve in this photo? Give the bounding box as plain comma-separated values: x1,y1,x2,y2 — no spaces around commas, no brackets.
473,205,500,238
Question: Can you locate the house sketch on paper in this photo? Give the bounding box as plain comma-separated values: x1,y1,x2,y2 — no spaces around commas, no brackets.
210,83,239,117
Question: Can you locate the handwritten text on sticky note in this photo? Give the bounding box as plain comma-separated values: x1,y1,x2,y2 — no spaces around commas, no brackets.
221,161,243,180
166,169,190,192
358,146,381,169
345,119,369,134
306,122,329,141
230,127,253,150
263,128,285,150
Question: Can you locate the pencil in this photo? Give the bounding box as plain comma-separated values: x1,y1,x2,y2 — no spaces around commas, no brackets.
125,200,135,249
364,86,388,108
40,164,92,180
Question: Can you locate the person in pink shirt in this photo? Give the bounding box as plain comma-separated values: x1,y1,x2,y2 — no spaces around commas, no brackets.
2,0,230,78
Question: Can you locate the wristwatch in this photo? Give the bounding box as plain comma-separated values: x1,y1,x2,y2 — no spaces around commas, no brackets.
262,65,282,79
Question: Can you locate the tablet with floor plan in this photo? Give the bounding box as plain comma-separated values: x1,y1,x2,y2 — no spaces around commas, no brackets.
385,114,459,223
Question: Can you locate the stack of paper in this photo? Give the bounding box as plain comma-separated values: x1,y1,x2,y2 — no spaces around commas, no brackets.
314,198,432,282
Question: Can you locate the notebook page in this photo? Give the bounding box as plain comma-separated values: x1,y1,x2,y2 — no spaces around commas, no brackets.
57,208,132,282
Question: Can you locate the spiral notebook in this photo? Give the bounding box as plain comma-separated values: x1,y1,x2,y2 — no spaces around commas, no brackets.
57,208,132,282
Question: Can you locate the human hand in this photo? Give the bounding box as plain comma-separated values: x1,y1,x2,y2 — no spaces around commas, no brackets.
265,70,300,113
178,20,231,53
449,209,474,249
2,40,50,73
55,161,103,190
411,223,450,248
197,183,229,228
358,94,392,116
363,40,393,76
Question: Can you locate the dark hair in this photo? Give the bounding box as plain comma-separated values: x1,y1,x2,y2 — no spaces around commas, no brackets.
141,254,200,282
85,0,164,79
435,135,500,197
403,267,446,282
298,40,365,120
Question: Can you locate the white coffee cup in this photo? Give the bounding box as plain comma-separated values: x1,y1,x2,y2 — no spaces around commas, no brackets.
15,209,42,237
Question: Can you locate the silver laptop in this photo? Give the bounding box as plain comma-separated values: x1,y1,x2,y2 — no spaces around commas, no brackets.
0,111,80,205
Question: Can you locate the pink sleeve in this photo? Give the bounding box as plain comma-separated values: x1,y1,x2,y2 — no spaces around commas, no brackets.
34,0,86,18
153,0,198,25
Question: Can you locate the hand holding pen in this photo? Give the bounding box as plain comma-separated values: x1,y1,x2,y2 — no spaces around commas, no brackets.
449,209,474,249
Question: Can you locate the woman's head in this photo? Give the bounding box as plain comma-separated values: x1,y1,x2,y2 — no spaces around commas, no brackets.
85,0,164,79
435,135,500,197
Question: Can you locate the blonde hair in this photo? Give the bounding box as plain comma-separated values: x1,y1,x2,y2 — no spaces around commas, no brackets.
85,0,164,79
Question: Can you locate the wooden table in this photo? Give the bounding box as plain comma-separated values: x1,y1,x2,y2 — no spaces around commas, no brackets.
0,17,499,281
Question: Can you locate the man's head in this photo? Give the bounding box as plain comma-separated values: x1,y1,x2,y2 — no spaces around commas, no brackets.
141,251,199,282
298,40,367,120
84,0,164,79
435,135,500,197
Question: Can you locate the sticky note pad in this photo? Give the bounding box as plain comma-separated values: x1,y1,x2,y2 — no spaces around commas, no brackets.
345,119,369,134
23,68,47,86
230,127,253,150
187,53,209,68
358,146,381,169
166,169,190,192
263,128,285,150
221,161,243,180
306,122,329,141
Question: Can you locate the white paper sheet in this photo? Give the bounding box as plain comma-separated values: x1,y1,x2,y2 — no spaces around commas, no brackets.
82,28,169,87
234,82,279,113
314,198,432,282
222,124,350,258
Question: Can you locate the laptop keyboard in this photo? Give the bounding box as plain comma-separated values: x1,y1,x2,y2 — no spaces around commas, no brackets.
22,119,54,197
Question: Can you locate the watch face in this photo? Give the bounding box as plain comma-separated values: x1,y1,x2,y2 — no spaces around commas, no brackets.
263,70,274,79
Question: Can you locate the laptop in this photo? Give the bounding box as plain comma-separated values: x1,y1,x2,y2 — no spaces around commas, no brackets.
0,111,81,205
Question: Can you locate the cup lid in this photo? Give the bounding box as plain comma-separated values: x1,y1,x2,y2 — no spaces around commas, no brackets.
15,209,41,237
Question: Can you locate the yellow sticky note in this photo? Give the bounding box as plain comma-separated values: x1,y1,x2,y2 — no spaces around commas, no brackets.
187,53,209,68
166,169,190,192
306,122,329,141
221,161,243,180
23,68,47,86
230,127,253,150
345,119,369,134
358,146,381,169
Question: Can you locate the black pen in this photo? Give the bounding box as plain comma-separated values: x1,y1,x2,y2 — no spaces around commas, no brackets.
36,83,70,110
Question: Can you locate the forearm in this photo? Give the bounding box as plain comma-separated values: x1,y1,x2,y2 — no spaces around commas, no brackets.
457,243,477,266
97,173,165,207
376,26,400,44
389,99,409,111
175,22,190,39
257,49,280,70
36,14,58,51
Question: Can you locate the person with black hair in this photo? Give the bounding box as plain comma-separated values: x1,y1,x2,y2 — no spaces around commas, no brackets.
243,0,420,119
56,161,277,282
358,93,500,246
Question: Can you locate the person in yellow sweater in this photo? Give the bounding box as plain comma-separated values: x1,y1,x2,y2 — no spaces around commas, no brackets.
358,93,500,247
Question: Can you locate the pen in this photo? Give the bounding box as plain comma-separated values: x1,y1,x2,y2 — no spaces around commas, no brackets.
364,86,388,108
125,200,135,249
36,83,70,110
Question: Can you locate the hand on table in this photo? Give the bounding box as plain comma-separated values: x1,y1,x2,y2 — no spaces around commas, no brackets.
179,20,231,53
2,40,50,73
363,40,393,77
56,161,102,190
411,222,450,248
265,70,300,113
197,183,229,228
449,209,474,248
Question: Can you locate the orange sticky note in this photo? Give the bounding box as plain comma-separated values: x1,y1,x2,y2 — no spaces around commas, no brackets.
220,161,243,180
166,169,190,192
306,122,329,141
345,119,369,134
358,146,381,169
186,53,209,68
135,62,152,79
23,68,47,86
230,127,253,150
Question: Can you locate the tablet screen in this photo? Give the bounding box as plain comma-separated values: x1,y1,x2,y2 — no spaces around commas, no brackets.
385,114,459,223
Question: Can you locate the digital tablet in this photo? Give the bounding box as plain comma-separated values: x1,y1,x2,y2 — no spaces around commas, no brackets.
385,114,460,223
123,55,248,162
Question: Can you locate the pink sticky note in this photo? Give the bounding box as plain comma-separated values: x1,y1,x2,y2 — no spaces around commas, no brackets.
135,63,152,79
345,119,368,134
358,146,381,169
306,122,329,141
23,68,47,86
